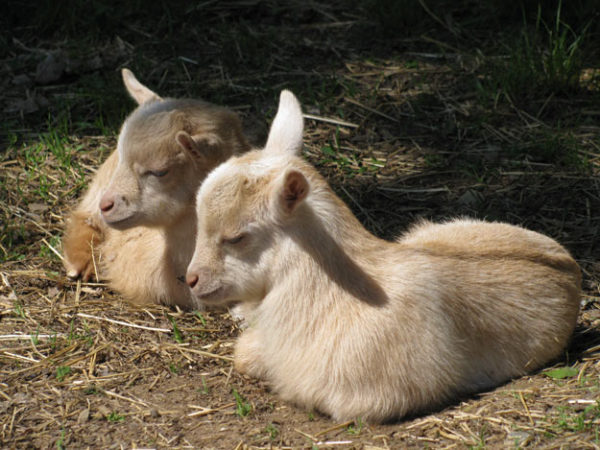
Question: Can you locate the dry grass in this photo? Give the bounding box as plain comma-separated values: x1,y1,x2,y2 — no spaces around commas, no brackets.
2,1,600,448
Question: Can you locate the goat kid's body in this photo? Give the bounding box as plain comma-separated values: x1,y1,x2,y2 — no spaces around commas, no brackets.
189,91,581,423
237,169,580,421
63,71,249,307
63,137,198,307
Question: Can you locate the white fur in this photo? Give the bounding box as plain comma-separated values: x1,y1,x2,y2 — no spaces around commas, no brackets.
187,90,582,422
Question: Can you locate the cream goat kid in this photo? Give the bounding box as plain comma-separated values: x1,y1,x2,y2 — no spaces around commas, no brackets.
186,91,581,422
62,69,249,308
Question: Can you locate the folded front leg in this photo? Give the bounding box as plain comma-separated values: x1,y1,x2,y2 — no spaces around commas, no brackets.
234,328,266,380
62,210,104,281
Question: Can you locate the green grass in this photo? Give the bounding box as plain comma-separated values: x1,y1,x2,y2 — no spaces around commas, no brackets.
232,389,252,418
194,311,207,326
13,300,26,319
553,403,600,433
106,412,125,423
56,366,72,382
482,0,587,107
544,366,579,380
39,235,62,261
265,423,279,440
200,376,209,394
347,417,364,435
56,428,66,450
167,315,184,343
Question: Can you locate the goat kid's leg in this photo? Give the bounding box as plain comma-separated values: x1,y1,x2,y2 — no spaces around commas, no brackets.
234,328,266,379
62,211,103,281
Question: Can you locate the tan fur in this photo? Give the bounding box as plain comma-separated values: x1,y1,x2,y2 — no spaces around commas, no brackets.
62,69,250,307
186,91,582,422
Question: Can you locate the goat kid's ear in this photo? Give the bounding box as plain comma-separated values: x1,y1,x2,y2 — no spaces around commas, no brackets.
122,68,162,105
275,169,309,215
264,90,304,157
176,131,221,161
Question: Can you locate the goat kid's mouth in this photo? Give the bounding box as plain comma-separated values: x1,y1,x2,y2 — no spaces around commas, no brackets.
193,285,229,304
102,212,139,229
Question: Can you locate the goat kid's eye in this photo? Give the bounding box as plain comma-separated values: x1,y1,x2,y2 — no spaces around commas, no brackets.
148,169,169,177
223,234,245,245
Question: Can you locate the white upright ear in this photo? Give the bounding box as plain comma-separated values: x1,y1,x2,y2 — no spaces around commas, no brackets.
122,68,162,105
276,169,309,215
264,90,304,156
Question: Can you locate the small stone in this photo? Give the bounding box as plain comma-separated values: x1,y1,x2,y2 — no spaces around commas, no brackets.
4,97,39,114
458,189,482,207
35,51,66,85
86,55,103,71
28,203,48,213
77,408,90,423
12,74,32,86
94,405,111,420
506,431,532,447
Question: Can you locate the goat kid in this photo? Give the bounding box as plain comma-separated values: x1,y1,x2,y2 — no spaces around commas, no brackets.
186,90,581,422
62,69,250,308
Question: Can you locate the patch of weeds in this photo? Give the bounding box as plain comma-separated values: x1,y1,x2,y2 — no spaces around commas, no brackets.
49,333,58,351
106,412,125,423
481,0,587,106
232,388,252,417
197,376,209,394
318,141,377,178
41,117,73,170
13,300,26,319
530,132,583,166
168,362,179,374
30,327,40,346
38,235,62,260
84,385,98,395
194,310,207,326
307,411,315,421
167,314,184,343
554,402,600,433
56,428,66,450
423,152,446,169
543,366,579,380
469,423,487,449
65,319,94,347
347,417,364,435
56,365,72,382
353,0,430,36
67,319,76,345
265,423,279,440
46,270,60,280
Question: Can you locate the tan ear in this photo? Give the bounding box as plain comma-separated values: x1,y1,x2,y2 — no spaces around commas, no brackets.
122,68,161,104
278,169,309,214
176,130,222,160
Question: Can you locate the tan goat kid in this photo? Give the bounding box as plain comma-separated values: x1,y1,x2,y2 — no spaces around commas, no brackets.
62,69,250,308
186,90,581,422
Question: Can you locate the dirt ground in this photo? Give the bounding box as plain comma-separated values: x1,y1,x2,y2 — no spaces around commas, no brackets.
1,1,600,448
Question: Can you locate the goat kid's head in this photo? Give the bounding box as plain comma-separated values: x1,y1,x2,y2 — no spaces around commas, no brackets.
100,69,247,229
186,91,309,306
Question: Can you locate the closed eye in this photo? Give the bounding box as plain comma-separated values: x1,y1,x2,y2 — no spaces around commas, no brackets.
149,169,169,177
223,234,245,245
